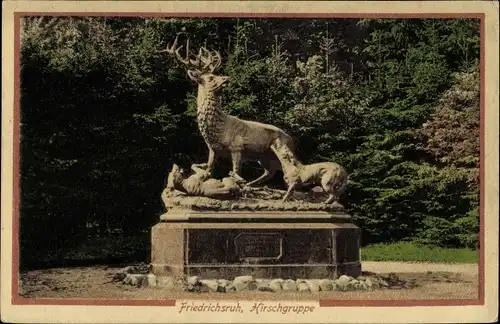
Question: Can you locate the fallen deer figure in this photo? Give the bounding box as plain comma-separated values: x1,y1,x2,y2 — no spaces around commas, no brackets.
270,138,348,204
165,163,244,199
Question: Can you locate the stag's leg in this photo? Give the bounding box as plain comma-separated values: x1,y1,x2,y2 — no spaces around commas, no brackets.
246,157,279,187
193,148,216,174
230,151,246,183
206,148,216,174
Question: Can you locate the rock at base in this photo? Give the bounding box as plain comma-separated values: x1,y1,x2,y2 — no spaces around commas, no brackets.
187,276,201,286
305,280,320,293
200,279,220,292
318,279,334,291
225,284,237,292
234,275,254,283
282,279,297,292
337,275,353,284
347,279,361,291
124,274,145,287
217,279,231,288
156,276,175,290
257,285,275,292
233,280,257,292
233,275,257,291
296,280,310,292
269,279,283,292
141,274,157,288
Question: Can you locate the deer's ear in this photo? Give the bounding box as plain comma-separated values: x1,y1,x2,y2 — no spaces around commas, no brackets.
187,70,200,82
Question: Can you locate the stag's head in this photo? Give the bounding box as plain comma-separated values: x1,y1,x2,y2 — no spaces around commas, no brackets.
159,35,229,92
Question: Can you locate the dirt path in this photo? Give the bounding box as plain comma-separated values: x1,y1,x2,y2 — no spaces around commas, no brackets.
18,262,479,301
362,261,478,277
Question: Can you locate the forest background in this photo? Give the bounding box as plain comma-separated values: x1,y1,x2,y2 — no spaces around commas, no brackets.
19,17,481,268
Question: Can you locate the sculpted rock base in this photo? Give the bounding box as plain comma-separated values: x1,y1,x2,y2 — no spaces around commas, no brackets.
161,186,346,212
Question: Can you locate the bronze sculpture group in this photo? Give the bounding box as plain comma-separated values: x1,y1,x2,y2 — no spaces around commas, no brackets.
160,35,348,206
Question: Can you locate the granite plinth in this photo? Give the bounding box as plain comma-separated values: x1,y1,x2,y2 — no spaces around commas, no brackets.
151,210,361,279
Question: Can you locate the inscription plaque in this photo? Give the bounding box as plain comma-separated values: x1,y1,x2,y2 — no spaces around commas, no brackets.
235,233,282,261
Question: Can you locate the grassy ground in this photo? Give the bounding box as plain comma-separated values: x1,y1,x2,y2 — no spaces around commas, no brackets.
361,242,478,263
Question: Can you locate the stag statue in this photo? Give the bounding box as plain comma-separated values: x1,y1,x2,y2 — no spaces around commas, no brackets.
159,35,295,187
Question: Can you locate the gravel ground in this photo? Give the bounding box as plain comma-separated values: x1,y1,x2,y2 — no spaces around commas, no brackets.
19,262,479,301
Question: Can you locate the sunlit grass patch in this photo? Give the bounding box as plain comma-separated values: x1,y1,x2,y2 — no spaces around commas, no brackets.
361,242,478,263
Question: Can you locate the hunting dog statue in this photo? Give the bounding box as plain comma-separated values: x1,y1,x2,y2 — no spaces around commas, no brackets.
270,137,348,204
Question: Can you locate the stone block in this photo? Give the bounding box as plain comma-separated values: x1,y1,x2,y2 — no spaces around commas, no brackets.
151,210,361,279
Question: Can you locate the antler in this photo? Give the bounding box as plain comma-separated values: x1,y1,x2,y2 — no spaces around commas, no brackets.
198,47,222,72
158,34,222,73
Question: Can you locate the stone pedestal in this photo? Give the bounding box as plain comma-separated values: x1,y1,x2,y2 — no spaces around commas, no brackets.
151,210,361,279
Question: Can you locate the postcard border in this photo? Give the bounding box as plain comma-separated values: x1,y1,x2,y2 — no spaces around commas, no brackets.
2,1,498,323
